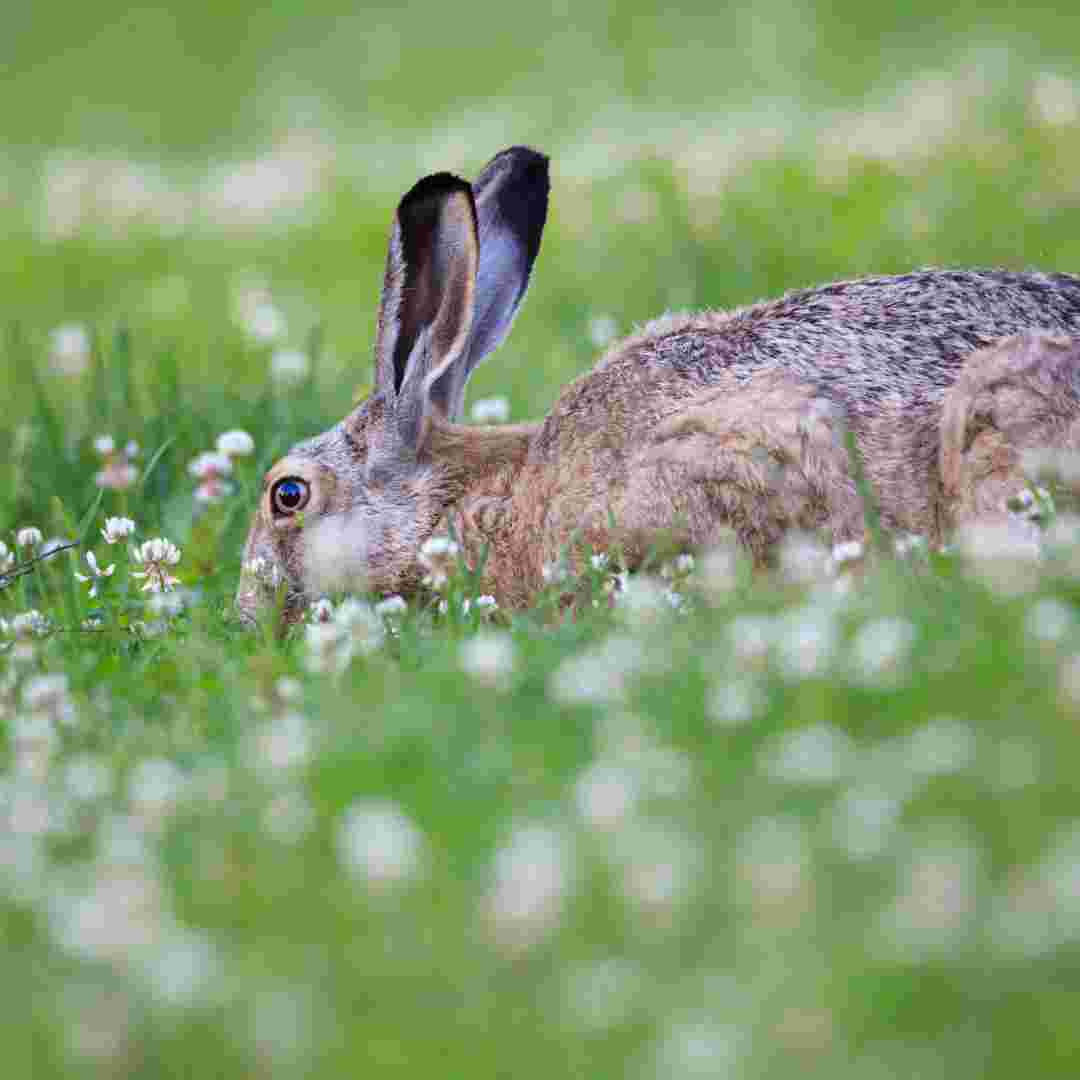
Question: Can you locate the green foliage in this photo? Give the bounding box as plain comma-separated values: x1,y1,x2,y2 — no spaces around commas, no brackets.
3,3,1080,1076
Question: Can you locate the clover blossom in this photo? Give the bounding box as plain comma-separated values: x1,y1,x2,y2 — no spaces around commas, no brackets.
93,436,139,490
101,516,136,544
188,451,234,503
74,551,116,599
131,538,182,593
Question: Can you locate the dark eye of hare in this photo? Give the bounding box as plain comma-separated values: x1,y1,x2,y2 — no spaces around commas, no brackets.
271,477,310,515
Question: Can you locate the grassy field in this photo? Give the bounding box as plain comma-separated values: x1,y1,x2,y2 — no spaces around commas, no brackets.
4,2,1080,1076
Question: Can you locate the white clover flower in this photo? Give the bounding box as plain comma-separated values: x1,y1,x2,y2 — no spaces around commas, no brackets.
131,538,181,593
245,711,312,780
262,789,316,844
418,535,460,591
336,801,425,887
902,718,977,777
574,762,639,831
187,451,233,483
64,755,113,802
459,632,516,690
831,784,903,860
587,314,618,349
215,429,255,457
616,575,673,626
699,537,742,596
778,532,831,584
8,609,51,638
101,516,136,544
0,540,14,573
22,673,78,728
773,608,838,680
374,595,408,618
269,348,309,383
74,551,116,599
49,323,91,375
549,635,645,706
878,833,980,953
1025,597,1075,646
470,396,510,424
1032,72,1080,127
957,520,1042,596
829,539,864,571
562,959,643,1032
735,816,811,914
128,758,186,826
92,436,139,490
304,597,384,673
16,526,43,549
849,616,917,688
763,723,856,785
616,822,702,914
707,677,767,728
484,824,571,950
589,553,609,571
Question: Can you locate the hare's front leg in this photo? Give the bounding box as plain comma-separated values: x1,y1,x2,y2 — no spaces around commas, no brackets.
628,370,865,563
939,334,1080,532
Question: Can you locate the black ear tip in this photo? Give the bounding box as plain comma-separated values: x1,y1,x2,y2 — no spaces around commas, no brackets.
486,146,550,193
398,171,474,216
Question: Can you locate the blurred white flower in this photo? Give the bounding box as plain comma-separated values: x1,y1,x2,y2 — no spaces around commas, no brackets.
902,718,977,777
7,609,52,638
374,595,408,618
617,823,703,916
1025,597,1074,646
574,762,639,831
735,816,811,915
418,535,460,591
75,550,116,598
16,526,43,549
778,532,831,585
234,283,287,344
831,784,903,859
763,723,856,785
64,755,113,802
773,608,838,680
93,437,139,490
957,520,1042,596
131,538,182,593
215,429,255,457
587,314,619,349
269,347,310,383
707,677,767,728
849,616,917,688
262,789,317,844
699,537,742,596
188,451,235,502
48,324,91,375
245,711,312,780
549,635,645,706
336,801,424,887
878,833,979,952
304,597,384,673
1032,72,1080,128
470,396,510,424
128,758,186,826
0,540,14,573
100,516,136,544
652,1019,744,1078
484,824,571,950
459,632,516,690
616,575,674,626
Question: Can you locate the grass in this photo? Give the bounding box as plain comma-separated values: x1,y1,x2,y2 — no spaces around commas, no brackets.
3,2,1080,1076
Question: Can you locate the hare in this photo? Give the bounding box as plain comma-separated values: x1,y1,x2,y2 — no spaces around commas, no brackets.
237,145,1080,623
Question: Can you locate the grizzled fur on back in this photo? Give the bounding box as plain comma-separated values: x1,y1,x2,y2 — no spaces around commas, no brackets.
609,269,1080,413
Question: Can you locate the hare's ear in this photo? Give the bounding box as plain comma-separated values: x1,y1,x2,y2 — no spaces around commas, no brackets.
373,172,479,445
427,146,549,419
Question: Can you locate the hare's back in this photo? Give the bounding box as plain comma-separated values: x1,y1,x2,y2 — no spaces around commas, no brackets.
646,268,1080,413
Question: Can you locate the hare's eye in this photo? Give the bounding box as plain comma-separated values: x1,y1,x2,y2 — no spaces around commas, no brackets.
271,477,310,515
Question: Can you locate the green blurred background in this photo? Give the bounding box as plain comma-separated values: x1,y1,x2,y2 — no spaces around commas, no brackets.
4,5,1080,1078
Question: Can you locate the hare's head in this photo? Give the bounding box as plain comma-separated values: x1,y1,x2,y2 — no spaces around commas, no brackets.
236,147,549,625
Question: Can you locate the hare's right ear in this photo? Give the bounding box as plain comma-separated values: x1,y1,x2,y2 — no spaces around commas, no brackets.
372,172,480,450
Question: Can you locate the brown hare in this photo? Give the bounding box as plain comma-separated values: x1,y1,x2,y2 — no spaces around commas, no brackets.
237,145,1080,623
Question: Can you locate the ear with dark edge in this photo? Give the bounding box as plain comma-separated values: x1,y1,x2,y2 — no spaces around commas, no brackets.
372,172,479,448
427,146,549,420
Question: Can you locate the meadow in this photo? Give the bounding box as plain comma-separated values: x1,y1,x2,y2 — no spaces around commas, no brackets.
3,2,1080,1076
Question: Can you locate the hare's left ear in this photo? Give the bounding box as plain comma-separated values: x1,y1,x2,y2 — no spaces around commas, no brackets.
427,146,549,419
373,172,480,450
